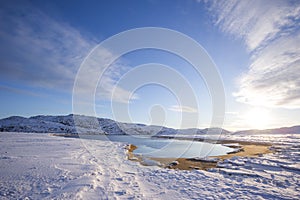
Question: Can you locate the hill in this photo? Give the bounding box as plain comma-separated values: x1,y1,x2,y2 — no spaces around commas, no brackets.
0,114,230,135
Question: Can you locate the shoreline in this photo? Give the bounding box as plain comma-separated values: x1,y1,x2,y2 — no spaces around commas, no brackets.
153,135,273,146
50,133,273,170
128,139,273,170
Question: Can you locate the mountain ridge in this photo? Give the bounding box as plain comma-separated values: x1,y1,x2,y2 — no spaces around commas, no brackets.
0,114,299,135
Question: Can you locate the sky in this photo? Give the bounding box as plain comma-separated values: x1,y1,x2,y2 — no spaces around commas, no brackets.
0,0,299,131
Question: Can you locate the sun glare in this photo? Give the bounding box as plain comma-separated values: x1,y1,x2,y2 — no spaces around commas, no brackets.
244,108,271,129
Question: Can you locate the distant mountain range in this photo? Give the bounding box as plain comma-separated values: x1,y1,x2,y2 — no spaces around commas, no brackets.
0,114,299,135
234,126,300,135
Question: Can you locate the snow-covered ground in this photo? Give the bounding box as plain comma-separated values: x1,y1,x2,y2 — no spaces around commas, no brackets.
0,132,299,199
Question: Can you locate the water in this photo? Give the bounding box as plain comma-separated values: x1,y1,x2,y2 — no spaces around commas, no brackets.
82,135,234,158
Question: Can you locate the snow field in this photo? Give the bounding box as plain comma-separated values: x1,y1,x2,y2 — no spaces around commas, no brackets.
0,132,299,199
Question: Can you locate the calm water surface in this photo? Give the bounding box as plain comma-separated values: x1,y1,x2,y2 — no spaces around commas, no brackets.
82,135,234,158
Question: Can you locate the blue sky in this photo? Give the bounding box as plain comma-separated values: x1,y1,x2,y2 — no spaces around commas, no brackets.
0,0,299,131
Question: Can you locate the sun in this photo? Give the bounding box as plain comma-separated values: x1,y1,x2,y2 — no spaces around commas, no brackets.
244,108,271,129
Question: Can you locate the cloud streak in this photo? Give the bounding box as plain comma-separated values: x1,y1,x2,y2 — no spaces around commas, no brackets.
0,2,94,89
168,105,198,113
0,2,134,103
205,0,300,108
0,85,46,98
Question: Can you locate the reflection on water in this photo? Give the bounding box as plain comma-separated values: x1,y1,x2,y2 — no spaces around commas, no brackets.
81,135,233,158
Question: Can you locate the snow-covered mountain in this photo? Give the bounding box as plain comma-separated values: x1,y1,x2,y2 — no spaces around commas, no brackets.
1,114,298,135
0,114,232,136
234,125,300,135
0,114,176,135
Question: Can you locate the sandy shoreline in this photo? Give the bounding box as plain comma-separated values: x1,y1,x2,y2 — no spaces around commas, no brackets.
51,134,273,170
128,140,273,170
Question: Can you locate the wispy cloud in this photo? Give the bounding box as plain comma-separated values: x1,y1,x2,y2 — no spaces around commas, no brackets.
0,85,46,98
0,2,94,89
168,105,198,113
204,0,300,108
225,111,238,115
98,58,139,103
0,2,134,103
73,47,139,104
